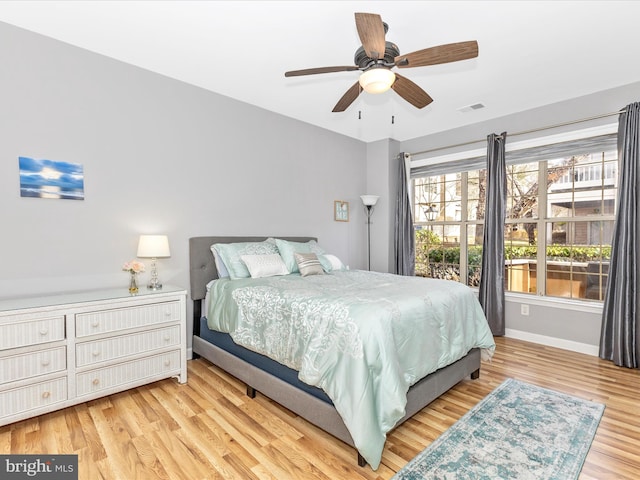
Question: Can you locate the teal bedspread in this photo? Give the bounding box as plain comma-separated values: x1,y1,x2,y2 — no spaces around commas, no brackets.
207,270,495,470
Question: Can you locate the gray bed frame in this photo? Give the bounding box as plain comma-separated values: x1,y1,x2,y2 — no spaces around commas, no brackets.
189,236,481,467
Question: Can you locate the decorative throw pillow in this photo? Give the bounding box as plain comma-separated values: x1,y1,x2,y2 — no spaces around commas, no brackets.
318,254,347,272
294,252,324,277
212,240,279,279
276,239,325,273
241,254,289,278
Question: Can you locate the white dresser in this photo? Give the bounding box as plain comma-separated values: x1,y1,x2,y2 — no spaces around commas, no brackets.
0,285,187,427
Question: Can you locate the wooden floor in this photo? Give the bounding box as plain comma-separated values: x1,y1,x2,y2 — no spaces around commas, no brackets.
2,336,640,479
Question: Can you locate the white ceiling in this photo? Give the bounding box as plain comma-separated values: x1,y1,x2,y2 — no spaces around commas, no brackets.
1,1,640,143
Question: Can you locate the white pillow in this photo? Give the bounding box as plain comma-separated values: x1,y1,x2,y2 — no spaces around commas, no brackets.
212,239,279,279
241,254,289,278
319,254,346,272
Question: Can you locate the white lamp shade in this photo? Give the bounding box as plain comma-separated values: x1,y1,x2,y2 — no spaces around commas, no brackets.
137,235,171,258
360,195,380,206
359,68,396,94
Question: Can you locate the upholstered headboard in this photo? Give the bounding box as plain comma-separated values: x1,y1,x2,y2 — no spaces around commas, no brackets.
188,236,317,301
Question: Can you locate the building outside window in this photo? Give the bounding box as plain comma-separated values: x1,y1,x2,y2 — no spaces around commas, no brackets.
412,132,617,302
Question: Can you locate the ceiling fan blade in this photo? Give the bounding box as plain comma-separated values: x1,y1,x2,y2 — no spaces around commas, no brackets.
391,73,433,109
395,41,479,68
332,82,363,112
355,12,386,60
285,65,360,77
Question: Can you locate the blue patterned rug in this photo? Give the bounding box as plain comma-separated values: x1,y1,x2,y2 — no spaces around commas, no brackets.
392,378,604,480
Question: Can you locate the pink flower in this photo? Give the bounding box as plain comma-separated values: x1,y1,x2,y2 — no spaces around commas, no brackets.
122,260,145,274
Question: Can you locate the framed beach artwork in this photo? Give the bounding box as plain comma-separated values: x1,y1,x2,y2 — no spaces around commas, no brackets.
19,156,85,200
334,200,349,222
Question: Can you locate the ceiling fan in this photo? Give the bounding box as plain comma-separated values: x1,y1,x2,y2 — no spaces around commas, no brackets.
284,12,479,112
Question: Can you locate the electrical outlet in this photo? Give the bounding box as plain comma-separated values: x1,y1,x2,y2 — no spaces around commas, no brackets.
520,304,530,316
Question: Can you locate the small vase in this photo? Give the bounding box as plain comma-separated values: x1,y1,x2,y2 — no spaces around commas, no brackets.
129,272,139,295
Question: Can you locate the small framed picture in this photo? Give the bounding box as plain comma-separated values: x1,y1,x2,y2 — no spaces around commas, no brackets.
334,200,349,222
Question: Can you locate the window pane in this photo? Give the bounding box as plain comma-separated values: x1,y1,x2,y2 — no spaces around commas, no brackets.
545,220,612,300
415,225,461,281
505,222,537,294
414,177,437,222
467,224,482,287
546,256,586,299
548,156,583,218
415,226,432,278
585,257,610,301
547,152,618,218
506,162,539,220
414,174,462,223
467,169,486,220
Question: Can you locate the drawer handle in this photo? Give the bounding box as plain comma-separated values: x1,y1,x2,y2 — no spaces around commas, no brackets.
39,329,49,336
42,391,51,399
41,359,51,366
163,335,171,342
92,351,101,357
92,379,100,386
164,310,172,317
164,360,171,367
91,321,100,328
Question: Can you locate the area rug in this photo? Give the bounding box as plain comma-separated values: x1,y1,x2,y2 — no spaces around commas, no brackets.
392,378,604,480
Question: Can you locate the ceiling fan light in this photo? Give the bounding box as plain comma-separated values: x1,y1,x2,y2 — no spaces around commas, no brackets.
359,68,396,94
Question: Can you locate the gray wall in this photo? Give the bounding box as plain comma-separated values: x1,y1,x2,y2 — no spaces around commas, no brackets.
0,22,369,348
364,139,401,273
400,81,640,159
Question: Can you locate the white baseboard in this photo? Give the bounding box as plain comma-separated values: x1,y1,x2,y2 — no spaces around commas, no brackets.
505,328,599,357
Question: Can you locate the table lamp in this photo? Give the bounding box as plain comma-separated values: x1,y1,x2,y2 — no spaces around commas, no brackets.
137,234,171,290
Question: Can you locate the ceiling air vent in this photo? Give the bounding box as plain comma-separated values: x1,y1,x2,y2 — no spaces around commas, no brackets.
458,103,485,113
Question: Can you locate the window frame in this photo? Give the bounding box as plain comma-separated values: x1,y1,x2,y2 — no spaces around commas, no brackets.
410,123,618,304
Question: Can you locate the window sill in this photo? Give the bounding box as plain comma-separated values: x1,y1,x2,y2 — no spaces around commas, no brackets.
505,292,603,314
470,288,603,314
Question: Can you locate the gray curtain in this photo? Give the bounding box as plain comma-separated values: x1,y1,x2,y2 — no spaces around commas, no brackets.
599,102,640,368
394,152,415,275
478,133,507,335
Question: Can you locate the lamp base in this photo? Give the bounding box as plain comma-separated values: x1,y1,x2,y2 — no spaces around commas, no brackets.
147,257,162,290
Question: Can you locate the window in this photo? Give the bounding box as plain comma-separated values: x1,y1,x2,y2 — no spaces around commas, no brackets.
414,171,482,286
412,132,617,302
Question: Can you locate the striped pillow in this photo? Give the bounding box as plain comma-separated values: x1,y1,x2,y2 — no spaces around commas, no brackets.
294,252,324,277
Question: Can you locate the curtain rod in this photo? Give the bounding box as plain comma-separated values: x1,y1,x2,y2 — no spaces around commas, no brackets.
409,108,626,158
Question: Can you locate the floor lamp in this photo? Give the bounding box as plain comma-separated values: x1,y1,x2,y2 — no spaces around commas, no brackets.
360,195,379,271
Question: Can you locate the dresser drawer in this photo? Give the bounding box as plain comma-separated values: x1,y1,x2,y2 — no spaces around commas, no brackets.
0,316,66,351
76,325,181,367
76,350,181,397
75,301,181,337
0,377,67,419
0,347,66,385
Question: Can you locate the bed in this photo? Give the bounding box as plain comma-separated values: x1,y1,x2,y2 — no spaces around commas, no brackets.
189,236,495,470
